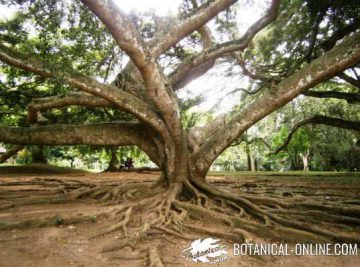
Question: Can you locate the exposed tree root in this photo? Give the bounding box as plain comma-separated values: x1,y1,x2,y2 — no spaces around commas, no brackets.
189,178,360,244
0,196,80,211
185,224,242,242
91,207,132,239
26,176,357,248
152,225,197,240
0,178,95,209
2,175,360,266
0,236,29,242
54,175,357,267
0,213,100,230
148,247,165,267
70,181,160,204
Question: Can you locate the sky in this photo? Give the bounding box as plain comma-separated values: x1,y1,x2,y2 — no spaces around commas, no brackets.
0,0,269,115
116,0,182,15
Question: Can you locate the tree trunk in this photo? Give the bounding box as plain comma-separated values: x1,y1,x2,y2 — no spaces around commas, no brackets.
289,154,297,170
245,143,256,171
106,146,119,172
250,156,257,172
30,146,47,164
246,144,251,171
349,140,360,171
301,150,310,172
0,1,360,254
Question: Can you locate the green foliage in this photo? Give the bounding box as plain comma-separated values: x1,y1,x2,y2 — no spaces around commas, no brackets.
0,0,359,172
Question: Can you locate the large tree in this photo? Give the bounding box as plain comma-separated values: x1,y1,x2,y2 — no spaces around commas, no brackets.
1,0,360,255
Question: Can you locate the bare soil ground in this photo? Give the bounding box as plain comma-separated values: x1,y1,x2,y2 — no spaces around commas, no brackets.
0,164,359,267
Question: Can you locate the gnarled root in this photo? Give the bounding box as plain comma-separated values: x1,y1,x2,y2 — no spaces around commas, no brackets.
0,213,100,230
3,174,359,265
70,181,164,204
89,176,360,265
93,182,185,256
91,207,133,239
0,178,95,209
189,178,360,244
148,247,164,267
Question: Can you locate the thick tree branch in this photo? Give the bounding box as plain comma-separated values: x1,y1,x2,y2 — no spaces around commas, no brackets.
164,0,217,91
0,43,170,168
318,19,360,89
80,0,148,72
75,1,189,182
274,116,360,154
196,25,213,49
0,44,166,133
27,92,116,124
303,90,360,104
190,0,213,49
188,114,227,152
80,1,184,152
304,10,325,63
233,54,269,82
0,145,24,163
152,0,238,57
0,123,159,165
192,31,360,174
320,18,360,52
169,0,280,90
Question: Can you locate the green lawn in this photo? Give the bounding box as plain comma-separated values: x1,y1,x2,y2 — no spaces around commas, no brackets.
208,171,360,184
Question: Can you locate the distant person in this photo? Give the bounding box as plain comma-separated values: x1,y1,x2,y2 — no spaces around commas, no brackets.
124,157,134,170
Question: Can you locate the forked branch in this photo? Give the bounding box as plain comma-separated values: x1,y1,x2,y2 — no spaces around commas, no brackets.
0,44,166,133
192,31,360,173
152,0,238,57
170,0,280,90
80,0,149,71
27,92,116,124
274,115,360,153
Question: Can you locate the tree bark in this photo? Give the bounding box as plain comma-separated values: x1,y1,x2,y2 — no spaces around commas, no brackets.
250,156,257,172
192,31,360,175
30,145,47,164
1,2,360,250
0,0,360,190
0,123,159,166
106,147,120,172
169,0,280,90
303,90,360,104
275,116,360,154
0,44,167,134
301,150,310,172
0,145,24,163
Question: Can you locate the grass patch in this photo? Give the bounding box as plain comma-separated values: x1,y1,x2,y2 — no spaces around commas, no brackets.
0,163,87,174
208,171,360,184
